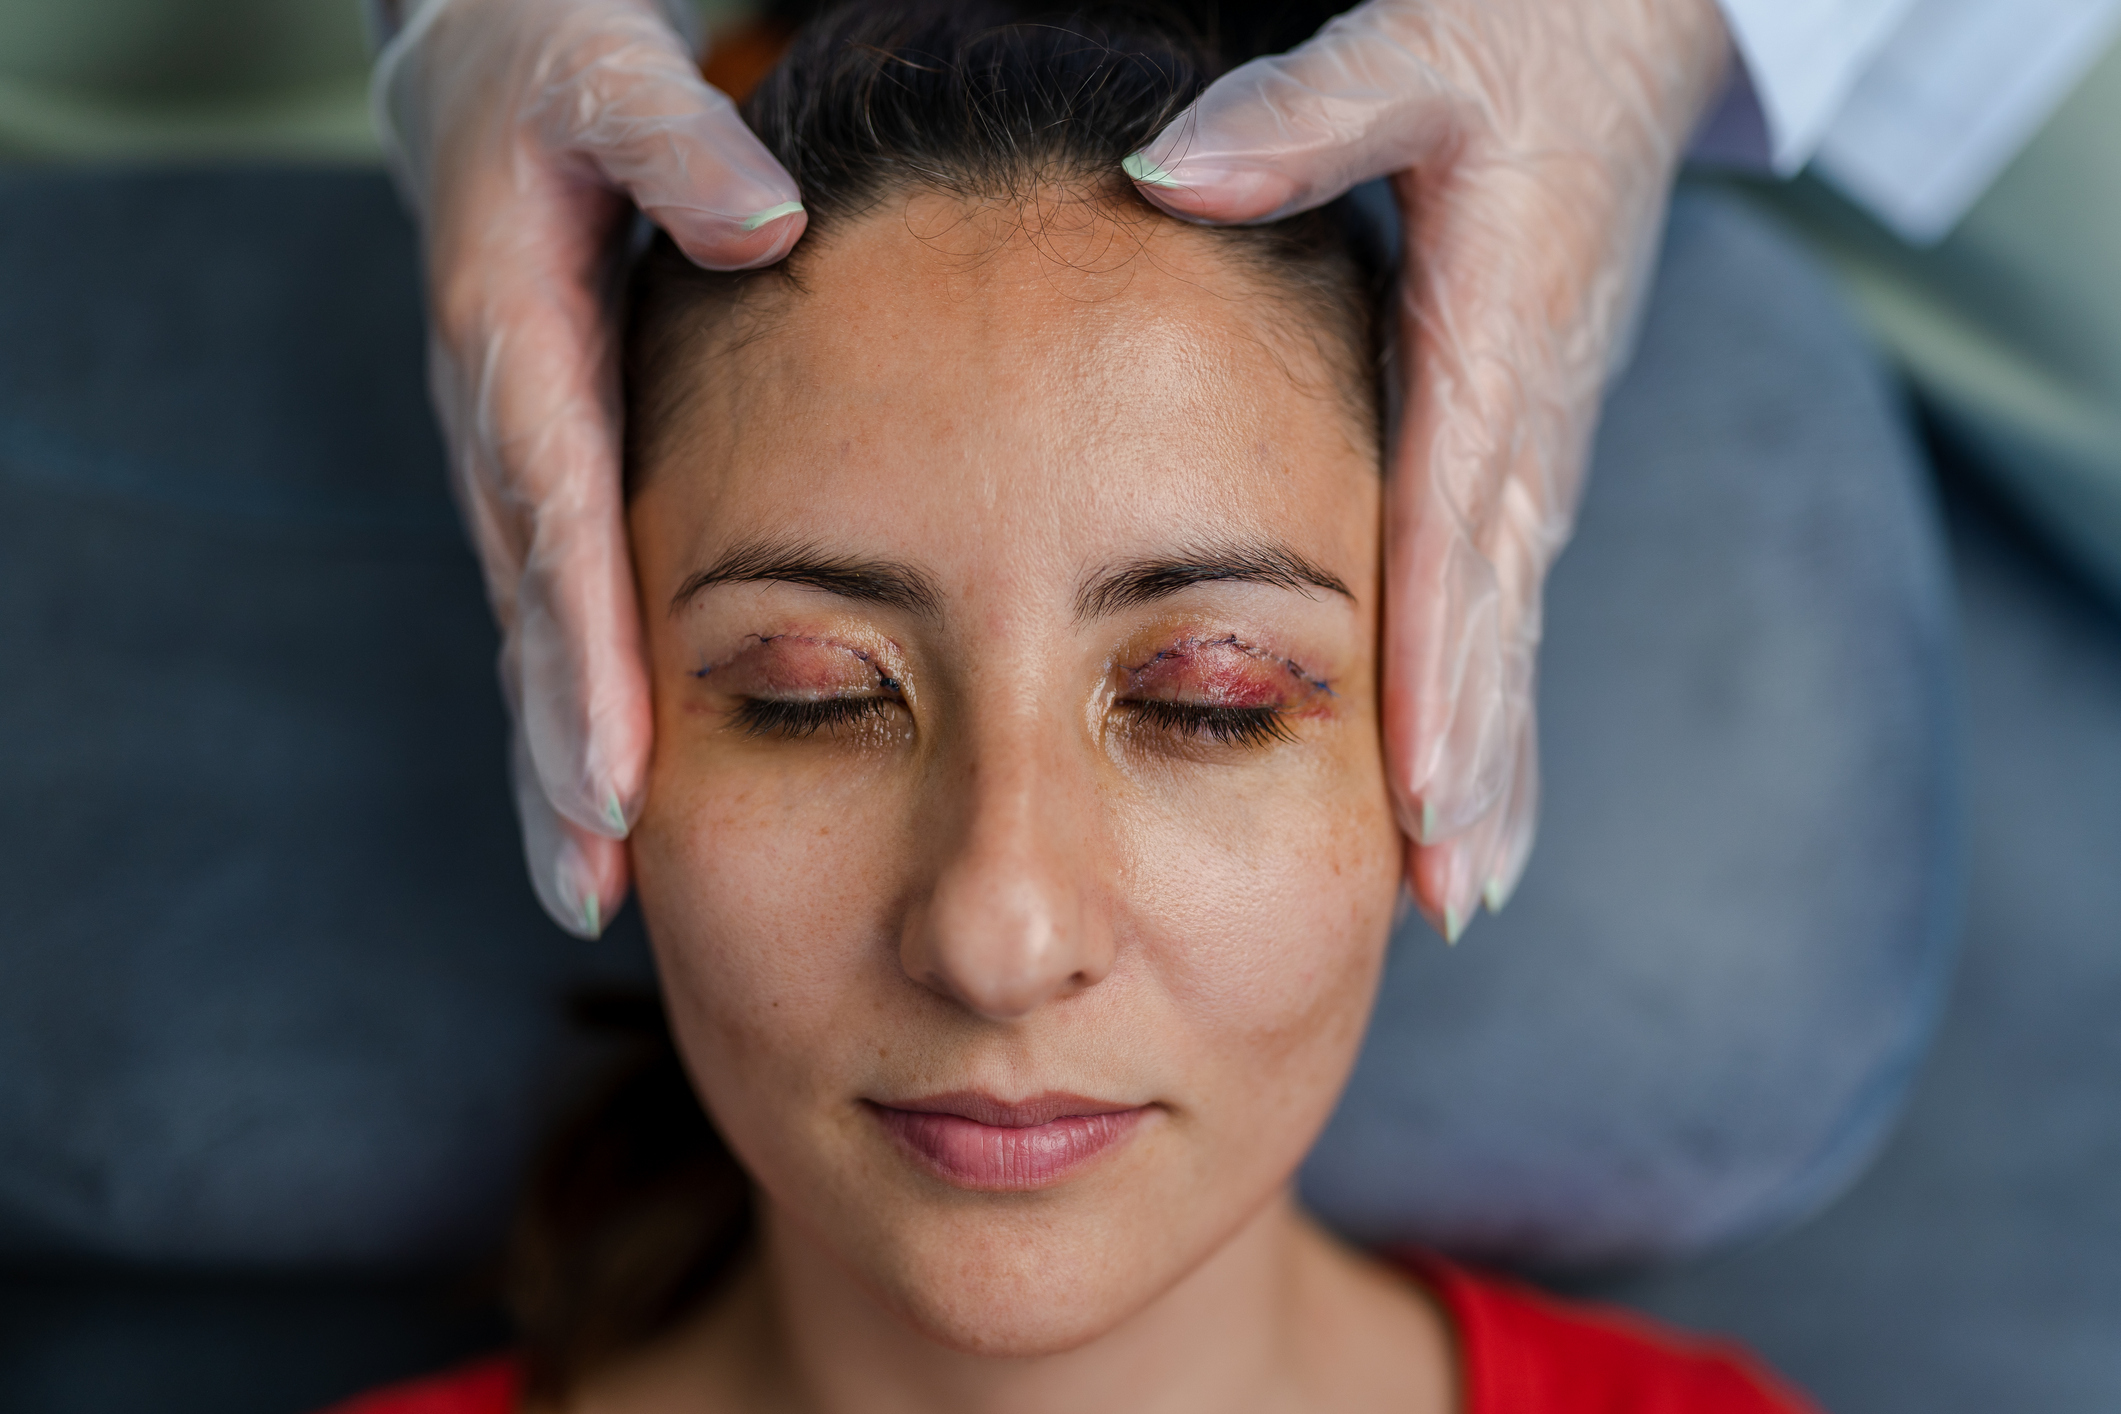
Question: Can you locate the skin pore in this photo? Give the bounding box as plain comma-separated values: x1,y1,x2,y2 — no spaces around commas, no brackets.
582,187,1450,1414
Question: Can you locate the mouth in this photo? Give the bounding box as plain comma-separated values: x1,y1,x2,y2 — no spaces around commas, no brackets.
864,1091,1152,1192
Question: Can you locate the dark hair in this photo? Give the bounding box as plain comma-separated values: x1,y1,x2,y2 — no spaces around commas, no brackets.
622,0,1388,487
505,991,746,1400
515,3,1389,1397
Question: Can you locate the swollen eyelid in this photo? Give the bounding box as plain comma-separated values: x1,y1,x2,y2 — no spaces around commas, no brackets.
1123,636,1333,710
692,633,902,695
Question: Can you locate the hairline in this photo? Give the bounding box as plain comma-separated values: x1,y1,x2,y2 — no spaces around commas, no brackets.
626,181,1381,501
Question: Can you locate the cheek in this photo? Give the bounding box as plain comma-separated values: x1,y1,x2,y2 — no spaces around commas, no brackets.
1119,745,1401,1100
630,745,906,1137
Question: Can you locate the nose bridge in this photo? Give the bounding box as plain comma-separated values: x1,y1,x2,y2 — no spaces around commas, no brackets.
899,696,1114,1020
965,709,1056,865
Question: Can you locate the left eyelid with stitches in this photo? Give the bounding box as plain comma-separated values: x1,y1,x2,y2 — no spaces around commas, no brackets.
1123,635,1335,697
692,633,903,692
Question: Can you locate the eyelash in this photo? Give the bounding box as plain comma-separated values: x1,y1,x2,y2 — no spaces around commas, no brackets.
731,695,896,738
729,693,1298,748
1117,699,1295,747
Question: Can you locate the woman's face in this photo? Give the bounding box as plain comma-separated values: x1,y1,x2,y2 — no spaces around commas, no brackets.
628,193,1400,1358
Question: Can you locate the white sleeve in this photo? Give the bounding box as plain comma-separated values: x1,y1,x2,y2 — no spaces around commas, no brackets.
1701,0,2121,243
1812,0,2121,241
1704,0,1923,174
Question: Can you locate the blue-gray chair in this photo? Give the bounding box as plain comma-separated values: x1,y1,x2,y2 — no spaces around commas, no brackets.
8,166,2098,1414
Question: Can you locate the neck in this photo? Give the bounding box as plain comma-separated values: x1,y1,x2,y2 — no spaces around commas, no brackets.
770,1191,1300,1414
652,1190,1452,1414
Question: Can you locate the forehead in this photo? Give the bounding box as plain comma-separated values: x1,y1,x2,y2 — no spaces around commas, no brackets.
647,194,1377,572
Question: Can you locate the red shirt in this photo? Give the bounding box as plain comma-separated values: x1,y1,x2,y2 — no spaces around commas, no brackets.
1400,1253,1819,1412
321,1253,1819,1414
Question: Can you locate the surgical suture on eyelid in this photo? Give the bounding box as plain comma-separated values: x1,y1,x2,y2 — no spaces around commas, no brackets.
692,632,1331,705
1123,634,1335,704
692,633,904,693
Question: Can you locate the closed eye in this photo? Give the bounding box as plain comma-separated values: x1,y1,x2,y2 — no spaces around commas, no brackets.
1117,700,1294,748
731,695,898,738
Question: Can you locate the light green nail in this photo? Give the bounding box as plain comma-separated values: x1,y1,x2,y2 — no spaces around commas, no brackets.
580,891,602,939
1483,875,1512,915
1419,800,1439,844
1443,906,1466,945
603,788,628,834
1122,152,1179,188
742,200,805,231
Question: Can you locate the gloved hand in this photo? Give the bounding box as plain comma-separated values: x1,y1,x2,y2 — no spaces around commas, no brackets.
1128,0,1730,940
373,0,804,935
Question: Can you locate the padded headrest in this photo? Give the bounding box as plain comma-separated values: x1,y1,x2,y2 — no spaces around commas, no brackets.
1303,189,1962,1264
0,171,1959,1271
0,170,651,1267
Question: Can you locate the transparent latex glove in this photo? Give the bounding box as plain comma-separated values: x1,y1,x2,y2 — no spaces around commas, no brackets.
1128,0,1729,940
373,0,804,936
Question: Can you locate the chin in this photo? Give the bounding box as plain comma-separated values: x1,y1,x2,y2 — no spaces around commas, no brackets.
866,1212,1180,1358
886,1229,1170,1356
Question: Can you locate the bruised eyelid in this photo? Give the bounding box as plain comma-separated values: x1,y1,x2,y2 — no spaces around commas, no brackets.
1122,634,1336,704
691,632,905,693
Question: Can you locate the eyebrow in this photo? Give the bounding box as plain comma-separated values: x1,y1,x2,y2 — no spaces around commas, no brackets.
1075,543,1354,620
670,539,944,617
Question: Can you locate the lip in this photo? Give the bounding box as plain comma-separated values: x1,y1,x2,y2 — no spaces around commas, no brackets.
865,1091,1151,1192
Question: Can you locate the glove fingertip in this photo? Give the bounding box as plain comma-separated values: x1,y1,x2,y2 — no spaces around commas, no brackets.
1125,157,1301,226
1406,835,1481,944
655,200,807,271
1481,872,1513,916
548,831,632,940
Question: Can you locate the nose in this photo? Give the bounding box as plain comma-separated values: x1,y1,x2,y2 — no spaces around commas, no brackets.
898,741,1115,1021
